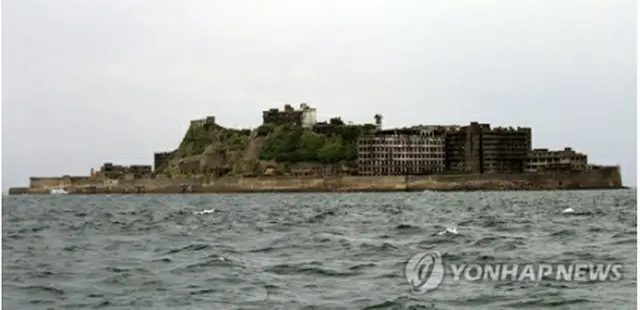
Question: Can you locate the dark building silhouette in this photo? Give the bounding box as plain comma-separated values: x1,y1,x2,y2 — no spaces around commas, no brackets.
98,162,152,179
358,122,532,176
154,151,175,172
445,122,531,173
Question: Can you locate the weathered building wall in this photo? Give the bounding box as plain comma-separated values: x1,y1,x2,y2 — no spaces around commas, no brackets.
8,187,29,195
29,176,105,190
406,166,621,190
154,151,174,171
70,176,101,187
338,176,406,191
524,147,588,173
17,166,622,194
30,177,72,189
203,176,325,192
443,122,532,174
300,103,317,128
198,175,407,192
358,128,446,176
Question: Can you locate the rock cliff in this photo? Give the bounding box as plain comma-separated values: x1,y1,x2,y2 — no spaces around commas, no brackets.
157,120,374,177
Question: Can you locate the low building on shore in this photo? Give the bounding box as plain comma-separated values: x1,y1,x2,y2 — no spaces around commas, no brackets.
524,147,588,172
94,162,153,179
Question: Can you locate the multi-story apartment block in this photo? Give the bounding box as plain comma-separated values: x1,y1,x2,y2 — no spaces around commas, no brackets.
445,122,532,173
524,147,588,172
357,127,446,175
480,124,532,173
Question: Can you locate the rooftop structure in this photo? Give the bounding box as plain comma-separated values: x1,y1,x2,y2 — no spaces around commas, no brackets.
262,103,317,128
189,116,217,130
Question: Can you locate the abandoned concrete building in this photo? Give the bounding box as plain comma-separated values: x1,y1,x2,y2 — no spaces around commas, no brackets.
357,122,535,176
445,122,532,174
93,162,152,179
262,103,317,128
190,116,216,127
147,110,584,178
190,115,217,130
357,127,446,175
524,147,588,172
154,151,175,172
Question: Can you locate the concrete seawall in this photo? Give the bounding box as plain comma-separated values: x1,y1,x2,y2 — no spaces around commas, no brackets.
9,166,625,195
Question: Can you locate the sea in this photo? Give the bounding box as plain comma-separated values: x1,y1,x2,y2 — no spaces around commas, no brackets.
2,190,637,309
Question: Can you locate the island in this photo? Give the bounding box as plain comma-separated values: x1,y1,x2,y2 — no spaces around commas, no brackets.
8,103,624,195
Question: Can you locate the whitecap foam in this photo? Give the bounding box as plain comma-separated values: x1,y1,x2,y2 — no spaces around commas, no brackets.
436,226,458,236
193,209,215,215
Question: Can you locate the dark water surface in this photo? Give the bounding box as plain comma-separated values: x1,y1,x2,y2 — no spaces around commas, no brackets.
2,190,637,309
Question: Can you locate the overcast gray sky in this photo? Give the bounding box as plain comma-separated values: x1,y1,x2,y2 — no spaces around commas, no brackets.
3,0,637,188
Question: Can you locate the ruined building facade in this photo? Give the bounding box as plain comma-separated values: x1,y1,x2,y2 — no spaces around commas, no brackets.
154,151,175,172
262,103,317,128
357,127,446,176
358,121,533,176
94,162,152,179
445,122,532,174
190,116,217,130
524,147,588,172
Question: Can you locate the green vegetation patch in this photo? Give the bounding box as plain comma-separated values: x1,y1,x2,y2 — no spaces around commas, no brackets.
178,124,211,157
178,123,252,157
259,122,376,164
